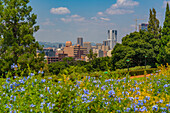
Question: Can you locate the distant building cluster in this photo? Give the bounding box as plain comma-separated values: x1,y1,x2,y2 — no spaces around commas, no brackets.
42,30,118,64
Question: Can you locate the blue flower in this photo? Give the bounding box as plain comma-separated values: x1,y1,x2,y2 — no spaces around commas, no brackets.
134,108,138,112
145,96,150,100
166,104,170,107
48,77,52,79
128,97,134,101
11,63,18,69
83,89,90,95
140,106,147,112
30,104,36,107
164,84,168,88
19,79,25,84
117,110,121,113
38,70,44,74
152,105,158,111
6,78,10,84
41,79,46,83
143,99,147,103
108,90,115,95
40,94,44,98
34,79,37,82
14,96,16,101
101,86,106,90
21,87,25,92
93,80,97,83
159,99,163,103
125,108,130,112
30,73,34,76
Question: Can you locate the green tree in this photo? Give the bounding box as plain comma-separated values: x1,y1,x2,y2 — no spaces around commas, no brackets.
87,49,97,61
165,41,170,63
157,3,170,65
148,8,161,38
111,31,158,69
0,0,44,75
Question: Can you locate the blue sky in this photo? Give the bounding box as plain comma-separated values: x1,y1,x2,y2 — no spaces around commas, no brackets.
29,0,170,43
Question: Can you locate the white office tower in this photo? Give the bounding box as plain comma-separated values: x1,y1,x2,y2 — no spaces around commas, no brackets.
107,30,117,50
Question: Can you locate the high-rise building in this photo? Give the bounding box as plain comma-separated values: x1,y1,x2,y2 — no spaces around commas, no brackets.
108,30,117,50
77,37,83,47
83,42,91,52
139,23,148,31
103,41,109,46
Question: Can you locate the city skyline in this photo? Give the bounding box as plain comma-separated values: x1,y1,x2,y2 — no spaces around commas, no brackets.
29,0,170,43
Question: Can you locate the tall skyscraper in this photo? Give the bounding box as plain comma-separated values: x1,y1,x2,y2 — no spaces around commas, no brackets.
77,37,83,47
107,30,117,50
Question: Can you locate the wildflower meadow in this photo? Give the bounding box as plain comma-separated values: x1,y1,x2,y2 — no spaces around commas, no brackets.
0,64,169,113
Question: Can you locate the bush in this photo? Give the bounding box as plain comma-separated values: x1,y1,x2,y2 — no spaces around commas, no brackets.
115,68,158,77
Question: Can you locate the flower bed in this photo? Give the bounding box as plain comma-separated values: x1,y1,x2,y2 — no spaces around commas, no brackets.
0,65,169,112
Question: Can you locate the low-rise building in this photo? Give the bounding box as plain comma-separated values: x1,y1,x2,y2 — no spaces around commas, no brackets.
64,44,88,59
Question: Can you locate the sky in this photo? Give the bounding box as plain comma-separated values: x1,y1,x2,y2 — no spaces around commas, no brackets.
29,0,170,44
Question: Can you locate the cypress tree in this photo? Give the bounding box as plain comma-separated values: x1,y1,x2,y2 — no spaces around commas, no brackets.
148,8,160,38
0,0,44,75
162,3,170,45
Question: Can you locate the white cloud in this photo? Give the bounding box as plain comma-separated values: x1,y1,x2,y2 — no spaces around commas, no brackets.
98,12,104,16
163,0,170,8
106,9,134,15
41,19,55,26
91,17,110,21
61,14,85,23
112,0,139,8
100,17,110,21
106,0,139,15
91,17,98,21
50,7,71,14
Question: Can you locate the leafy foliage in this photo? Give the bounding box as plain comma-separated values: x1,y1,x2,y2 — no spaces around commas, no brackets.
0,0,44,75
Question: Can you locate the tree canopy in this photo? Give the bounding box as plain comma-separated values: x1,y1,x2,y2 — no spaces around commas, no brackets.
0,0,44,75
